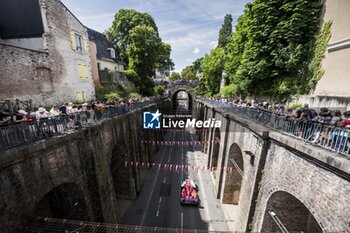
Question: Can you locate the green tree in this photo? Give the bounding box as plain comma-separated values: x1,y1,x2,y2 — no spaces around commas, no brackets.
154,85,165,96
224,0,323,99
109,9,158,64
192,57,204,73
156,43,175,77
169,72,181,81
220,84,238,98
189,79,206,96
224,9,252,96
218,14,233,48
201,47,226,95
110,9,174,95
181,66,197,80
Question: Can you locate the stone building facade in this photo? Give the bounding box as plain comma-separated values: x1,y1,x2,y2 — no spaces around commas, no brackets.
87,28,125,90
0,0,95,106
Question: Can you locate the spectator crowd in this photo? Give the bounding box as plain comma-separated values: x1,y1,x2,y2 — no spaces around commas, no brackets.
202,97,350,155
202,97,350,128
0,97,161,150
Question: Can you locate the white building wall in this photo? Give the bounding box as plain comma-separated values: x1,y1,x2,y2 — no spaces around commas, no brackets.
98,59,124,72
295,0,350,110
313,0,350,97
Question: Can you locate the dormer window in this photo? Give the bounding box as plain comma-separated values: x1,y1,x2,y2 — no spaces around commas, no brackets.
108,48,115,59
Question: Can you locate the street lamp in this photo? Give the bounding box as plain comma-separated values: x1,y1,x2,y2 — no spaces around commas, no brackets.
244,150,255,165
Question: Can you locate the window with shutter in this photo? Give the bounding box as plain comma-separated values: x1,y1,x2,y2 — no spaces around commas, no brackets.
70,32,76,50
77,61,89,80
83,37,89,53
70,31,86,52
76,90,85,103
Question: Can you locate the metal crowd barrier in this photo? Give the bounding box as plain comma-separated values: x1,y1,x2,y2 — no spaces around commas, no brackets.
201,99,350,156
0,99,160,151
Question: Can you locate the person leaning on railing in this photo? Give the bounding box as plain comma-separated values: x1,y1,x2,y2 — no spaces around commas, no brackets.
7,110,29,144
340,111,350,128
0,110,11,126
330,110,342,126
0,111,12,148
10,109,28,124
0,97,161,151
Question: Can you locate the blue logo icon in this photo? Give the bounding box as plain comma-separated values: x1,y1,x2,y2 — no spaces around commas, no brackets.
143,110,162,129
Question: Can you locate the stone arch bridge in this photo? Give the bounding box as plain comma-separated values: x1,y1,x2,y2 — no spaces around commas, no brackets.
194,99,350,232
154,80,196,111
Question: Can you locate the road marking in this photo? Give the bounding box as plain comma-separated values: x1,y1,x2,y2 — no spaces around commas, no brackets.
141,152,162,223
140,133,175,225
156,196,162,217
181,212,184,229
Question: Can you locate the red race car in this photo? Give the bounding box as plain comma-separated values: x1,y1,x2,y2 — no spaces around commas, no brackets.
180,179,200,206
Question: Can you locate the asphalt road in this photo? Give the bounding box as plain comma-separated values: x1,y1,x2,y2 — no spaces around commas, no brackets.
120,111,231,231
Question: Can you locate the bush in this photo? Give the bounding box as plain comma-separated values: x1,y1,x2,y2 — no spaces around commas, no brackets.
124,84,138,94
105,92,121,100
128,92,142,99
292,103,303,110
154,85,165,96
213,93,221,98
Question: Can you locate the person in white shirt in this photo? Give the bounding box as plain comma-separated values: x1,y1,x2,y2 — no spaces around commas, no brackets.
49,106,60,116
35,107,50,120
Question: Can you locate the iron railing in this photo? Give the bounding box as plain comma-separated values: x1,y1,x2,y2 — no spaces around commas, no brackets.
0,99,161,152
201,99,350,156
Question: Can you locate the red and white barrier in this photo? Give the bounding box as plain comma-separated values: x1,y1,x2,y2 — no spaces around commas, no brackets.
140,140,219,146
124,161,235,174
144,129,210,133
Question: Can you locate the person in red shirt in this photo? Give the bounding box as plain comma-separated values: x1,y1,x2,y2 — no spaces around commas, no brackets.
340,111,350,128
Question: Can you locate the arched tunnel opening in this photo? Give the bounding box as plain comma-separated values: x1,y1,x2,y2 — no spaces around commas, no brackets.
23,183,89,231
171,90,193,113
211,128,220,179
222,143,243,205
261,191,322,232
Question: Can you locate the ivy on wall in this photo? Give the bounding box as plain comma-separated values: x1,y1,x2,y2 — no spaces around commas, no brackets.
305,20,332,93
